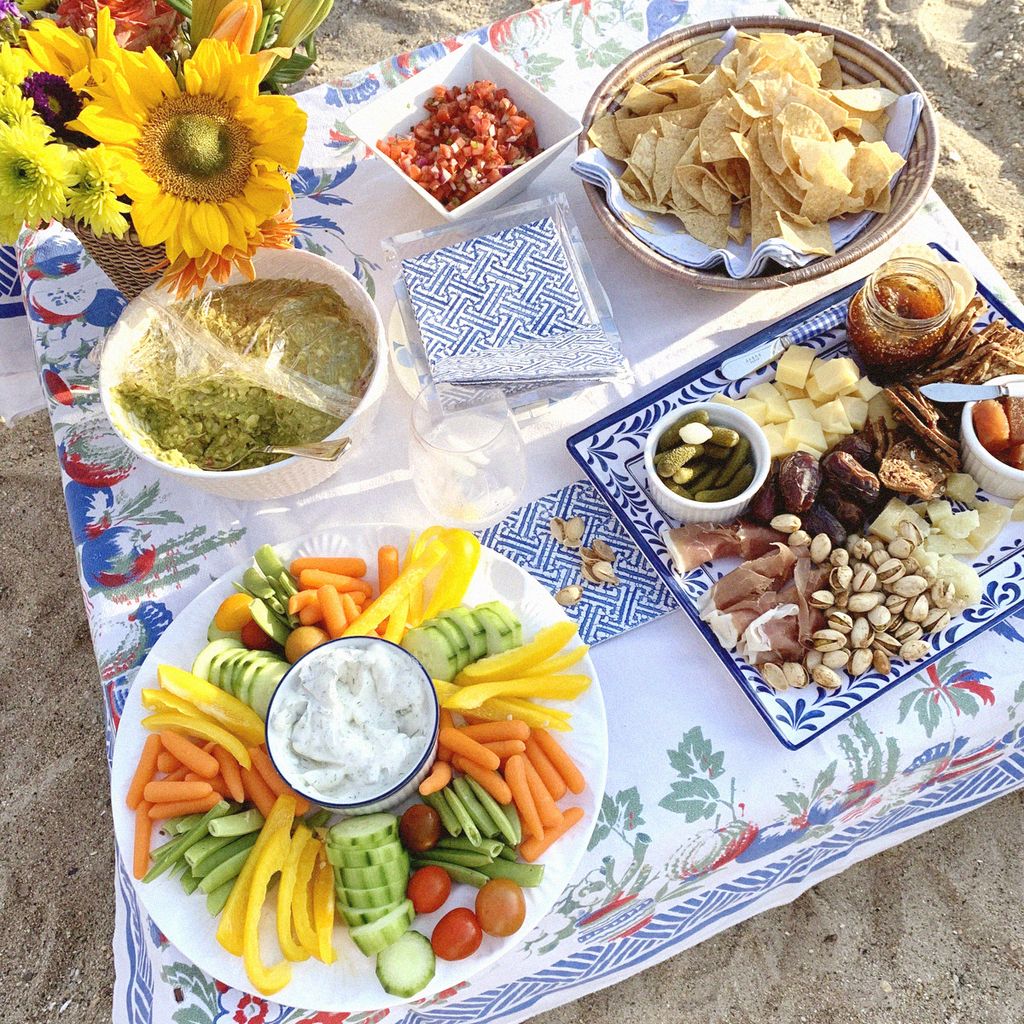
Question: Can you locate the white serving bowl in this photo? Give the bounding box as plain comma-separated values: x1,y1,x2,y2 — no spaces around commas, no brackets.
346,42,582,222
643,402,771,524
98,249,387,501
960,374,1024,500
265,636,440,815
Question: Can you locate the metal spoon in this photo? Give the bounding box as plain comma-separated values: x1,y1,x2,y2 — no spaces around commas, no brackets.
203,436,352,472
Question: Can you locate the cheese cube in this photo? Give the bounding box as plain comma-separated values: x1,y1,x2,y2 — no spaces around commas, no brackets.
732,396,767,425
839,394,869,431
813,398,853,435
926,534,976,556
784,417,827,452
945,473,979,505
854,376,882,402
775,344,816,388
869,498,929,543
787,397,818,421
967,501,1011,552
804,375,831,404
943,509,981,540
927,499,955,526
774,381,805,401
810,356,861,397
747,382,793,424
762,423,791,458
794,442,824,456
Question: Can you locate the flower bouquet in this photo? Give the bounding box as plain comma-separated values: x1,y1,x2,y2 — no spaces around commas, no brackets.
0,0,336,296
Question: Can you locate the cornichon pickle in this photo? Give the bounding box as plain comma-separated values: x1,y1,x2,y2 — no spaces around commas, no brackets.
696,462,755,502
657,410,710,452
714,436,751,487
671,465,698,485
703,443,733,461
655,443,703,477
687,461,719,493
708,426,740,448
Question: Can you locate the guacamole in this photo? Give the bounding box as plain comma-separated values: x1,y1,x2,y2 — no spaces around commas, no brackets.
113,278,375,471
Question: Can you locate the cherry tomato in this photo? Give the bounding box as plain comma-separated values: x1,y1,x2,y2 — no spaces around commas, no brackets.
240,619,275,651
399,804,441,853
407,865,451,915
475,878,526,937
431,907,482,961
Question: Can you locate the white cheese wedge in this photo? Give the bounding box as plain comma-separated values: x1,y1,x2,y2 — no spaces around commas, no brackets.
775,344,816,388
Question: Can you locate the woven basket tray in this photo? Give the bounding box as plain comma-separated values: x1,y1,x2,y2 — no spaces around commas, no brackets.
577,16,940,291
69,221,164,300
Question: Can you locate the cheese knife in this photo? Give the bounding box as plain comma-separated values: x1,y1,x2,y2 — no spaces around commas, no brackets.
920,381,1024,403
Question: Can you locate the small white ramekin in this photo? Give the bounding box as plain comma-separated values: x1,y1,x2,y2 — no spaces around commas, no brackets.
644,401,771,524
265,636,440,816
960,374,1024,500
99,249,387,501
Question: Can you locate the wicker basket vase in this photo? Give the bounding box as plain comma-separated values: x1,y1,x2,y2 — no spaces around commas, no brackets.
69,220,165,300
578,16,940,291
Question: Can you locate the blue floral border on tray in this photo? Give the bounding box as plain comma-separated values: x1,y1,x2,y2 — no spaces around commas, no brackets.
566,244,1024,750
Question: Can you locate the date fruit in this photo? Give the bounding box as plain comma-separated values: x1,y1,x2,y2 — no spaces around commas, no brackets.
748,463,780,524
827,433,877,470
801,503,847,548
820,450,881,505
777,451,822,514
819,485,868,532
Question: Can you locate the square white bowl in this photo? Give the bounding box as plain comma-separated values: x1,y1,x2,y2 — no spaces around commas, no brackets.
346,42,582,222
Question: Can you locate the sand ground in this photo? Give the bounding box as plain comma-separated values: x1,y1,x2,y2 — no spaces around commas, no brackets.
2,0,1023,1021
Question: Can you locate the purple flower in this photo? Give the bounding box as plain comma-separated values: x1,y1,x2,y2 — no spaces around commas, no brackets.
21,72,84,134
0,0,29,28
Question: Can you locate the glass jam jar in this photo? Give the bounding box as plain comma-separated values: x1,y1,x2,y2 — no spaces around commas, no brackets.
846,257,955,379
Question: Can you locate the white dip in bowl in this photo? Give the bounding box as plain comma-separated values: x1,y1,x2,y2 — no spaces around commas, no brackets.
266,636,439,812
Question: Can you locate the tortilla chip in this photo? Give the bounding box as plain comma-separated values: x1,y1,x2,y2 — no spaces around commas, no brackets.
699,96,741,162
622,81,673,115
713,157,751,199
776,213,835,255
587,114,629,161
677,205,730,249
829,85,899,112
819,57,843,89
681,37,727,75
648,75,703,107
654,136,692,203
627,128,660,192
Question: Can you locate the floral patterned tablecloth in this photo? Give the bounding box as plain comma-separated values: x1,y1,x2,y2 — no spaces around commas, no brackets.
17,1,1024,1022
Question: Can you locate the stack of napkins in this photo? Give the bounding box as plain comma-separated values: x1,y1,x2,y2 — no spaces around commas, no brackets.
400,216,627,394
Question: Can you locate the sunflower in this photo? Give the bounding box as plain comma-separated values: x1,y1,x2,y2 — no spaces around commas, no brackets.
72,38,306,265
20,6,119,89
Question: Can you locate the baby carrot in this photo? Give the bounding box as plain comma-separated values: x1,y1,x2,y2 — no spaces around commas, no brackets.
451,755,512,805
133,802,152,879
519,806,584,862
521,755,563,829
460,721,531,743
144,779,214,803
290,557,367,578
439,727,500,771
213,745,245,803
299,604,324,626
163,764,189,783
524,736,567,801
147,793,221,819
156,750,179,774
483,739,527,760
300,569,373,596
340,592,361,626
318,585,346,640
126,734,162,810
249,746,310,815
159,731,219,780
532,729,586,795
418,761,452,796
241,764,278,818
378,546,400,591
288,591,320,615
437,709,456,762
505,755,543,840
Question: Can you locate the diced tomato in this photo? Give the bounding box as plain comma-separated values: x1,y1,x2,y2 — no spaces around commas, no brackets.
378,79,540,210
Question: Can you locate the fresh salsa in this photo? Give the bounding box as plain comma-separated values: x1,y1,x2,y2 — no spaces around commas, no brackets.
379,80,540,210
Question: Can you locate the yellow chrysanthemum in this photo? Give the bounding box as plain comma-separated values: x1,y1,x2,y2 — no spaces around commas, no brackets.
72,37,305,263
0,41,39,87
21,6,120,89
67,145,130,237
0,119,73,226
0,81,36,128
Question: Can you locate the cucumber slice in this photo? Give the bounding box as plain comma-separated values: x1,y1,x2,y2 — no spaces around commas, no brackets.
331,841,405,869
439,607,487,661
335,880,408,909
191,638,245,682
327,814,398,850
473,607,517,657
249,598,290,646
402,625,458,682
428,616,471,672
349,899,414,957
376,930,436,998
341,901,402,928
208,649,248,694
228,650,265,703
476,601,523,647
248,658,288,719
339,854,409,892
206,622,242,643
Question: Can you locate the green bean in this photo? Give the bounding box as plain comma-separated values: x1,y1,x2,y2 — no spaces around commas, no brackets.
303,809,331,830
422,791,461,838
497,845,517,862
180,869,202,895
143,801,233,882
696,462,755,502
185,833,236,871
208,808,265,838
451,777,498,839
465,777,518,847
410,859,489,888
206,880,234,917
476,858,546,887
503,802,522,847
199,844,256,894
435,836,503,858
442,787,481,846
713,435,751,487
417,848,491,868
166,814,206,835
193,833,258,880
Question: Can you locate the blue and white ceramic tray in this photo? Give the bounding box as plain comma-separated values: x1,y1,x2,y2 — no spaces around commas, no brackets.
567,246,1024,749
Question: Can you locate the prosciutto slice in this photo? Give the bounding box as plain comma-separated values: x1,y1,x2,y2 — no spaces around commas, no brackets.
791,554,831,642
708,543,797,612
662,522,784,573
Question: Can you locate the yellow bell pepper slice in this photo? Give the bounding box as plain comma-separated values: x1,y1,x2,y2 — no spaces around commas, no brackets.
432,678,459,705
421,529,481,621
312,848,336,964
217,795,296,956
444,674,591,710
141,712,252,769
157,664,266,747
276,825,311,962
140,688,204,719
384,596,409,644
243,825,292,995
521,644,590,676
456,622,579,683
344,539,448,637
477,697,573,731
291,836,321,958
406,527,446,627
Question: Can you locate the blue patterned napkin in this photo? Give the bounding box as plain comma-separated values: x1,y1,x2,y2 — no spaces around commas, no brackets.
478,479,677,645
400,216,626,386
